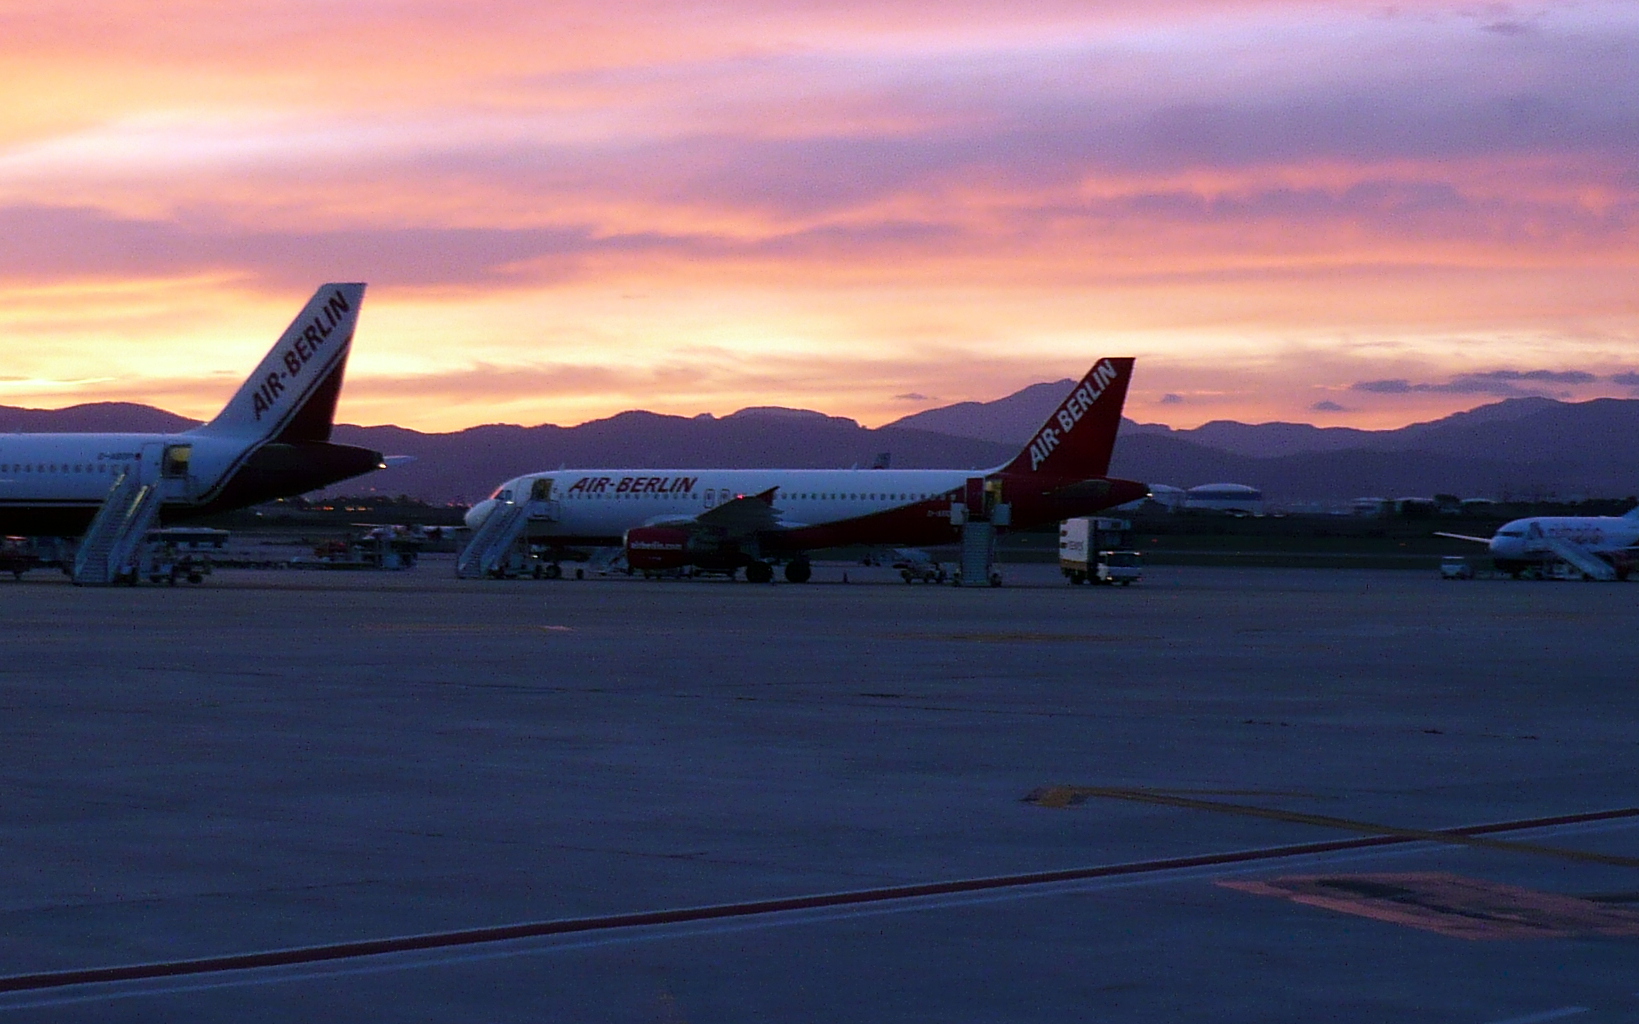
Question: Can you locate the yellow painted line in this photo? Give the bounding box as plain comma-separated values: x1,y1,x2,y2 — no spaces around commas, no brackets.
358,624,575,634
1025,786,1639,869
881,632,1156,643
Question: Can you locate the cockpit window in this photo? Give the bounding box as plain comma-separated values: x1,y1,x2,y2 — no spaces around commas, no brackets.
1498,530,1524,537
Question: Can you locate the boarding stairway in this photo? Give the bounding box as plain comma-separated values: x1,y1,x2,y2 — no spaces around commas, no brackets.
1545,537,1617,581
73,471,162,585
958,521,997,587
456,500,557,578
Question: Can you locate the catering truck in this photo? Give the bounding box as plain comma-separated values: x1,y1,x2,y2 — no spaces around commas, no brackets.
1059,517,1142,585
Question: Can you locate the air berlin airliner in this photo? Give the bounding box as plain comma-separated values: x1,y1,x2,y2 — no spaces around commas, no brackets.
464,358,1148,581
0,284,384,537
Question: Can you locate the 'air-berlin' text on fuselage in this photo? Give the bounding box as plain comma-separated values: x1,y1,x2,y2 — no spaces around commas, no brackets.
567,475,700,495
1026,359,1120,472
250,290,353,421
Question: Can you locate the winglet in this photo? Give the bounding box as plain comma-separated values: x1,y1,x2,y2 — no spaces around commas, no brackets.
999,358,1134,479
193,283,365,443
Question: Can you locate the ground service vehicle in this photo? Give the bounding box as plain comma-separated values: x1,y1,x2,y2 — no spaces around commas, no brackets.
1439,555,1475,580
1060,517,1142,585
1095,549,1143,585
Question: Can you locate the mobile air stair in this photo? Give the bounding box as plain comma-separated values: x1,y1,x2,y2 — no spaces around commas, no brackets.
952,476,1010,587
957,520,997,587
73,471,162,585
456,498,558,578
1545,537,1617,581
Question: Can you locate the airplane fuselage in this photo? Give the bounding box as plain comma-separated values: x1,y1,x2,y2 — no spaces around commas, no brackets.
1489,515,1639,568
466,467,1147,553
0,431,381,536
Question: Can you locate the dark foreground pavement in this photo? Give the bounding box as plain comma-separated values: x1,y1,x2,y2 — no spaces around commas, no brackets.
0,561,1636,1021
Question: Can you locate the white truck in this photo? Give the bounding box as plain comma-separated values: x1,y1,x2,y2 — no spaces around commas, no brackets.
1060,517,1142,586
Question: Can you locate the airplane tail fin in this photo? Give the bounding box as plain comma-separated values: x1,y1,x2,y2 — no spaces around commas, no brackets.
998,357,1134,479
193,283,366,444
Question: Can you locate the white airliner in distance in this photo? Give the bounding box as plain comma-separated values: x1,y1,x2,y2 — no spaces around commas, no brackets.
0,283,385,538
1437,507,1639,579
464,358,1150,581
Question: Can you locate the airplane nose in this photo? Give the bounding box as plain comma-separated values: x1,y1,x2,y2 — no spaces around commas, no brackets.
465,499,497,530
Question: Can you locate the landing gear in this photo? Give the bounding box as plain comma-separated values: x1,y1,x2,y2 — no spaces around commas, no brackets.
744,560,774,584
783,559,812,583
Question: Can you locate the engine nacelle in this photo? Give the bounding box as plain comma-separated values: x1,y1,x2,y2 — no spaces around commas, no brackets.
625,526,694,570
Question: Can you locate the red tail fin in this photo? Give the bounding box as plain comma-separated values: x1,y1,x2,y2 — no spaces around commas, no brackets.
1000,358,1134,479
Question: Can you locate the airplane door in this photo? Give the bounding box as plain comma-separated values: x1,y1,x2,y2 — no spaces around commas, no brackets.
138,442,164,488
530,478,552,501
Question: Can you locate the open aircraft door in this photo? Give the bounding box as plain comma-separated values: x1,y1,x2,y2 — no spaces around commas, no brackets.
145,441,198,501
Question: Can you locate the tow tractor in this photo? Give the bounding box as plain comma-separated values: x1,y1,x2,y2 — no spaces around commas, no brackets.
892,548,948,584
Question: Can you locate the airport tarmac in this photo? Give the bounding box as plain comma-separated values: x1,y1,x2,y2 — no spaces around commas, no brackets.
0,561,1637,1021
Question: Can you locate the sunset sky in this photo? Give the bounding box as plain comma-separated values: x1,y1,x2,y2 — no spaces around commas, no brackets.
0,0,1634,432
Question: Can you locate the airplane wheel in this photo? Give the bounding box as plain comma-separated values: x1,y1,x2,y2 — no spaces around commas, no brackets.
575,568,585,580
784,560,812,584
545,563,563,580
745,560,774,584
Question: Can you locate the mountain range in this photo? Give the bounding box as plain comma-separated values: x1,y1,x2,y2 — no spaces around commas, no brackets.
3,387,1637,505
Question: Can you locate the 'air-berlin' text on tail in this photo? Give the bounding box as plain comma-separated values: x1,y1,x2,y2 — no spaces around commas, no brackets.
999,357,1134,480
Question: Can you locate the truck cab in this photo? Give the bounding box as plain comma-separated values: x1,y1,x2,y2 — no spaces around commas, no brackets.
1060,517,1142,585
1095,549,1143,585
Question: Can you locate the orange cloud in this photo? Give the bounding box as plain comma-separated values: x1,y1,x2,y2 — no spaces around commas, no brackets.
0,1,1633,431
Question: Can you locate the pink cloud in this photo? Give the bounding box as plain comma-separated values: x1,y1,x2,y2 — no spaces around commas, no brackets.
0,1,1634,430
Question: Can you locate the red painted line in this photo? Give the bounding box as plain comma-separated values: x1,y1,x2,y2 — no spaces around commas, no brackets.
0,806,1634,994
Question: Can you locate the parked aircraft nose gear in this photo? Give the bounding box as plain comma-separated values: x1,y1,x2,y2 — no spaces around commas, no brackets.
745,560,774,583
783,559,812,583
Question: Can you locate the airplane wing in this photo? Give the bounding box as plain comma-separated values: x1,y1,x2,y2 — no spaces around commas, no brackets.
1433,532,1492,544
695,487,784,535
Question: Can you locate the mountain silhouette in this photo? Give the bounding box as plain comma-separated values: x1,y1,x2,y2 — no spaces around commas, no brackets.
3,389,1637,504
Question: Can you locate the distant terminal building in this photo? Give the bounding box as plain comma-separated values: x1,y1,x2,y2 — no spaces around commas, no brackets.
1183,483,1263,515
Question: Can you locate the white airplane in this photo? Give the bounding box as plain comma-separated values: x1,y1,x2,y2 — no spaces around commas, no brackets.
0,283,385,539
464,358,1149,581
1437,508,1639,580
